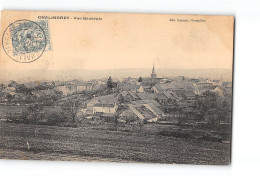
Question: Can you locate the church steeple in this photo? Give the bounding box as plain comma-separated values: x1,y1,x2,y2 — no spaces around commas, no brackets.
151,64,157,78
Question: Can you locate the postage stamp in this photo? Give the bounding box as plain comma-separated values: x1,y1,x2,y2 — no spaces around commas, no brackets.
2,19,51,63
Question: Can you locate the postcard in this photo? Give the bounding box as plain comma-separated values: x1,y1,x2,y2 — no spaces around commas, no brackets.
0,10,234,165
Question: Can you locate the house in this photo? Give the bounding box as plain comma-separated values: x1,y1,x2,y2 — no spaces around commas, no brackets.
118,105,144,123
177,76,185,81
194,84,213,95
152,81,195,93
0,92,9,102
194,85,226,97
212,80,224,87
41,89,60,97
69,84,77,93
87,94,119,113
0,87,19,102
211,86,227,97
137,92,169,103
159,78,169,84
2,86,16,93
171,90,196,100
92,82,107,91
153,93,168,103
162,91,176,101
142,85,152,92
66,80,87,93
137,85,144,93
118,83,143,92
0,91,17,103
177,82,195,90
93,103,118,114
24,82,41,89
143,103,164,117
55,85,71,96
86,82,94,91
194,82,213,88
223,82,232,95
190,78,200,83
224,87,232,95
128,91,139,100
77,94,119,118
76,85,86,92
52,81,66,87
118,103,164,123
136,92,155,100
8,81,19,88
151,83,177,93
131,100,160,107
122,77,138,85
31,90,45,98
116,91,139,103
223,82,232,88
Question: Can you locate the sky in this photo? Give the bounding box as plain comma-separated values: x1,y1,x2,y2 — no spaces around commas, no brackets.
0,11,234,73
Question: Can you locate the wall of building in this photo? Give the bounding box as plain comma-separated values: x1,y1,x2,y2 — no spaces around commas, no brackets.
93,105,117,114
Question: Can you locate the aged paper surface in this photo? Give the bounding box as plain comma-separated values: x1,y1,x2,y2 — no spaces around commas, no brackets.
0,10,234,165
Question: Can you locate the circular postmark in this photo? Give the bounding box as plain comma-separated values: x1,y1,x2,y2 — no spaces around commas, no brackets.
2,19,46,63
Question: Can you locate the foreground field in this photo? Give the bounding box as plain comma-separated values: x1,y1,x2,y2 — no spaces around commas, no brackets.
0,122,230,165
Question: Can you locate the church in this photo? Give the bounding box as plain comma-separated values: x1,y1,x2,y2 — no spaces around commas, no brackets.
151,64,157,79
150,64,162,85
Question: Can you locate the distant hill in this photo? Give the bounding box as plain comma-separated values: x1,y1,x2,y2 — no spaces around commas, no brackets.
0,68,232,83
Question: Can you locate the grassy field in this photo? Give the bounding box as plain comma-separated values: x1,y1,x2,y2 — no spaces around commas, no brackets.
0,122,230,165
0,105,61,118
0,105,27,117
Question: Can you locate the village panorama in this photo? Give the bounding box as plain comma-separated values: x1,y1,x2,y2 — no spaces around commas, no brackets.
0,65,232,165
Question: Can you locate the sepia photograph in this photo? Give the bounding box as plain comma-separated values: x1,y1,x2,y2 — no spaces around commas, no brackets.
0,10,234,165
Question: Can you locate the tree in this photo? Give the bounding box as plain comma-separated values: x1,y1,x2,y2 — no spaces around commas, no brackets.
0,83,6,90
16,84,30,94
196,91,231,127
113,113,120,131
107,76,113,89
27,104,44,123
61,96,81,123
8,80,19,88
138,76,143,82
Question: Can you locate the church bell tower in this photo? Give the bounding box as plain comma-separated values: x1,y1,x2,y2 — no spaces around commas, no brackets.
151,64,157,78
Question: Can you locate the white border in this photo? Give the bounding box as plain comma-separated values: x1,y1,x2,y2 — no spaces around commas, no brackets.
0,0,260,175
